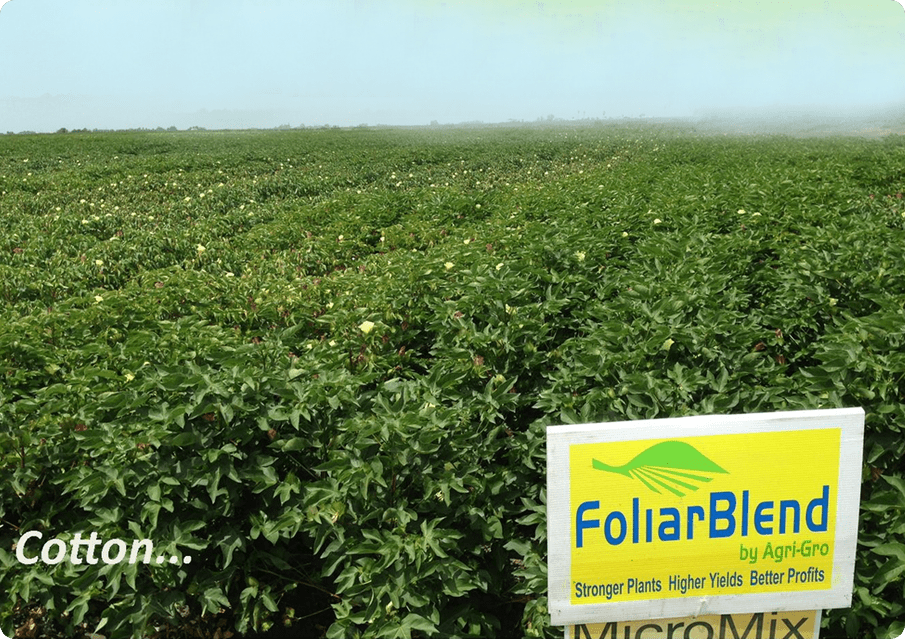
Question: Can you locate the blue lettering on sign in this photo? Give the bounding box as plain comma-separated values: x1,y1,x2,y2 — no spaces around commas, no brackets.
574,485,830,548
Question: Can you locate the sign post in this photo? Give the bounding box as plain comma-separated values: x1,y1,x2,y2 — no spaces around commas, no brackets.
547,407,864,633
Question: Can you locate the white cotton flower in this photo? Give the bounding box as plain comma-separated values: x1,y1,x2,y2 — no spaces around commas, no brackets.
445,262,454,270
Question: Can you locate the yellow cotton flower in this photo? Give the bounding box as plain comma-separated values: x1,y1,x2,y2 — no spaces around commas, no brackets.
359,320,375,334
445,262,454,270
95,259,104,266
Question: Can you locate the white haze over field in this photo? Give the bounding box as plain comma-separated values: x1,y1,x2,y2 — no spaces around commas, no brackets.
0,0,904,133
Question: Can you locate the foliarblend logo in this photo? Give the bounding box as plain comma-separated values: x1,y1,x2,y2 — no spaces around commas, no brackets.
591,440,729,497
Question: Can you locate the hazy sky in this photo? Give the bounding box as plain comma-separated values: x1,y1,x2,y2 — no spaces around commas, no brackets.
0,0,903,131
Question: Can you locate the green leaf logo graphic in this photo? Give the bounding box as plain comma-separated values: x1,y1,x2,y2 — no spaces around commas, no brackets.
592,441,728,497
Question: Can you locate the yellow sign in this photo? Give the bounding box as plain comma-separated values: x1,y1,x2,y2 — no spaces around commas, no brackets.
571,430,837,605
568,610,821,639
547,408,864,626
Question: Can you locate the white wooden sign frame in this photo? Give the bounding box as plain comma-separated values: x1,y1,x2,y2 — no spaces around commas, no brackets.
547,407,864,627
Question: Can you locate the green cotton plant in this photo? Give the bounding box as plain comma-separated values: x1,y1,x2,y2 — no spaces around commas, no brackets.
1,126,905,638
